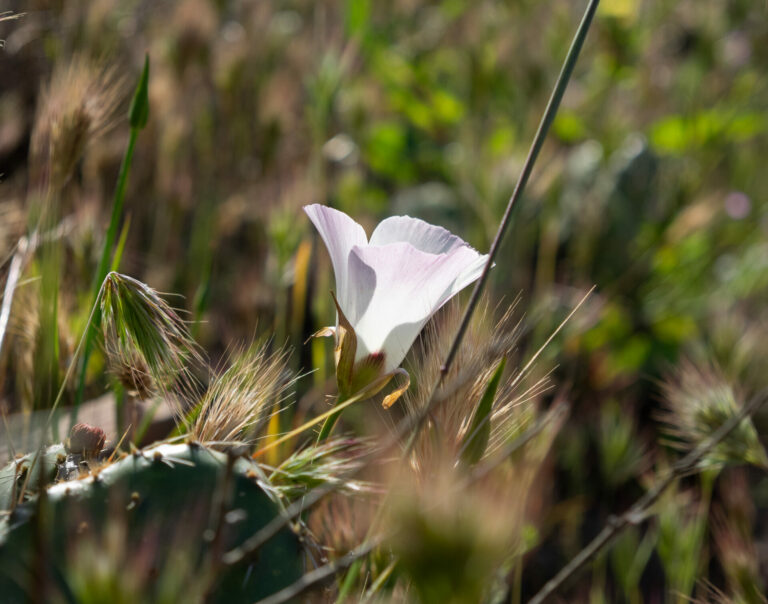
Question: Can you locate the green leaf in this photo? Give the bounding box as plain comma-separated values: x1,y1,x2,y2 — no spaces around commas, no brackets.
461,357,506,466
128,54,150,130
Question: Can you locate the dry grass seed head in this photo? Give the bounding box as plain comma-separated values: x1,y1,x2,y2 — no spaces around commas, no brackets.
108,347,154,400
659,360,768,469
30,55,123,192
403,298,550,473
265,436,373,498
100,273,202,422
192,343,292,444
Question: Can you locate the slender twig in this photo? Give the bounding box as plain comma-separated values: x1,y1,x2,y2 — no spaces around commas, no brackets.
222,0,601,570
526,389,768,604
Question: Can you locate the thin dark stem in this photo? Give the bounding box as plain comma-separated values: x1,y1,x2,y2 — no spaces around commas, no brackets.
526,390,768,604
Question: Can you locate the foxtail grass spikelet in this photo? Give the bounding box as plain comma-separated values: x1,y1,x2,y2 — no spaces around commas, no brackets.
30,56,123,193
265,436,372,500
402,299,551,473
659,360,768,469
387,463,516,604
100,272,202,422
308,489,376,559
192,344,292,445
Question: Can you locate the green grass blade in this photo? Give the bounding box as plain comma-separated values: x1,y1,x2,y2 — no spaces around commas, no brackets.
460,357,506,466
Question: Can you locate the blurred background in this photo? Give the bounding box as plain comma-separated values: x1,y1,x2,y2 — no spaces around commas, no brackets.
1,1,768,601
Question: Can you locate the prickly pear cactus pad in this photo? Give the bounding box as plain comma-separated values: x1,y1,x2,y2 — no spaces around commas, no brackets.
0,444,66,509
0,443,303,603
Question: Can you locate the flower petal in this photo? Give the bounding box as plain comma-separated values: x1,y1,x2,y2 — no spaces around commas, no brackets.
369,215,471,254
304,204,367,318
443,248,488,302
349,242,486,371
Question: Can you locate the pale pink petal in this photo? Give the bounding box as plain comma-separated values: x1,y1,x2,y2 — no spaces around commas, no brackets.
444,248,488,301
369,215,471,254
348,242,487,371
304,204,367,318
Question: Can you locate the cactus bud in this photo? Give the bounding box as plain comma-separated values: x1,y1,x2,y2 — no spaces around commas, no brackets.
67,423,106,457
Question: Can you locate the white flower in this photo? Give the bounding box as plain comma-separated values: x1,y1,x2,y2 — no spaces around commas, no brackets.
304,204,489,378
